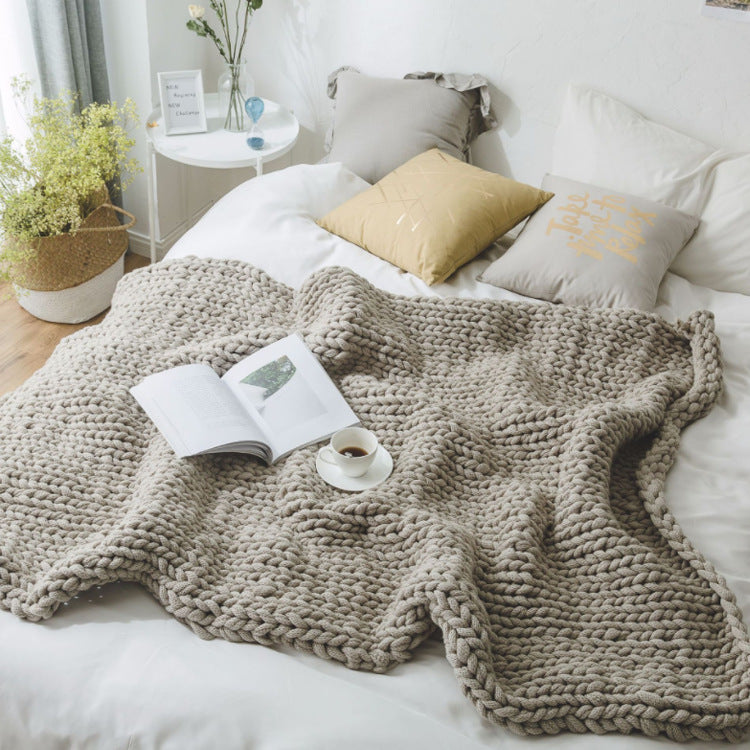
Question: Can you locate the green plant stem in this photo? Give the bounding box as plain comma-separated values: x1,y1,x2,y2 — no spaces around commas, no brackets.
237,2,251,59
204,21,229,62
211,0,233,62
190,2,254,66
221,0,234,61
223,66,245,131
233,0,242,59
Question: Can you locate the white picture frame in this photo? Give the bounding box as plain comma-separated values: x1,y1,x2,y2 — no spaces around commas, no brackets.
157,70,208,136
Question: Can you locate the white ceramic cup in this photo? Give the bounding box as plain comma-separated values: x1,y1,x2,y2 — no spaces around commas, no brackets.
318,427,378,477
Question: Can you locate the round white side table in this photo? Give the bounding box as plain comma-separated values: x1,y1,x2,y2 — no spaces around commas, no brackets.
144,93,299,263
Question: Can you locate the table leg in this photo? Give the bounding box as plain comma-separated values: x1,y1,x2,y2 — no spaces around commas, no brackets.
256,156,263,177
182,163,194,230
147,142,158,264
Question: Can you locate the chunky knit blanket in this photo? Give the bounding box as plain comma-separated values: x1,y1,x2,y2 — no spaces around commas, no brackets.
0,258,748,741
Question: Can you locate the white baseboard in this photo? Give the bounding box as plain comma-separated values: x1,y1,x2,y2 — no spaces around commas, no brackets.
127,201,215,261
127,230,162,260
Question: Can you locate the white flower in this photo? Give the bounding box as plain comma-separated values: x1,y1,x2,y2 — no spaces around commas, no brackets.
188,4,205,19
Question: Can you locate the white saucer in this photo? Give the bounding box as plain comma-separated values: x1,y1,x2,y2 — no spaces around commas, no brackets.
315,445,394,492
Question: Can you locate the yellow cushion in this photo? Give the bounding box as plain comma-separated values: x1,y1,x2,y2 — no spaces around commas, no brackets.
318,149,554,285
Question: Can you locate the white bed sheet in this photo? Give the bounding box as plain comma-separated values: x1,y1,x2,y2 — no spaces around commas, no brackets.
1,164,748,750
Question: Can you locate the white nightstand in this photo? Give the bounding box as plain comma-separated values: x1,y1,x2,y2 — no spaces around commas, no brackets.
144,93,299,263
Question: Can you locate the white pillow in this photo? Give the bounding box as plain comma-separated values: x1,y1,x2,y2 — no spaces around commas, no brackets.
670,154,750,295
552,85,750,296
552,85,716,215
166,162,370,265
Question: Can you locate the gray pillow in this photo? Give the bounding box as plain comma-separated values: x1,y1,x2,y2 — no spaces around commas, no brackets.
326,68,496,184
479,174,700,310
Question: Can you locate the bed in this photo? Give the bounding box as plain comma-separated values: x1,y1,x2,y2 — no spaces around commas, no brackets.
0,156,749,749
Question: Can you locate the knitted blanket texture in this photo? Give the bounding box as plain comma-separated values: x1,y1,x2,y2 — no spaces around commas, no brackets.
0,258,748,741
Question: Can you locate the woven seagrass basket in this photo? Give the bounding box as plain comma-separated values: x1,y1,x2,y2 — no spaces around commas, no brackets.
8,198,136,292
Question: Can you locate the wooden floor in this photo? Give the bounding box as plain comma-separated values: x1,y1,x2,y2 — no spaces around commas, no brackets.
0,253,149,397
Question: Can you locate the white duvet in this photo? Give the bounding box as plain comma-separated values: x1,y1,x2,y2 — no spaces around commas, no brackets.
1,164,748,750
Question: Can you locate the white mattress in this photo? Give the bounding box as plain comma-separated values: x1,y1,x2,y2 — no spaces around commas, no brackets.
2,163,749,750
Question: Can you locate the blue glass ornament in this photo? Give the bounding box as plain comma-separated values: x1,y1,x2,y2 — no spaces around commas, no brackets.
245,96,265,150
245,96,264,122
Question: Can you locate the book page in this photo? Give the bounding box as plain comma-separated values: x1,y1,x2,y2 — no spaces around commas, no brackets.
222,333,358,460
131,364,266,457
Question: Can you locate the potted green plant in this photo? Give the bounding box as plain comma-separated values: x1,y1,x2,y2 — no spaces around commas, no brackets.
0,77,139,323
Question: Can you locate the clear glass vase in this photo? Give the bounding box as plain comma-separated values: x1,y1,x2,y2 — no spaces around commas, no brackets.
217,61,255,132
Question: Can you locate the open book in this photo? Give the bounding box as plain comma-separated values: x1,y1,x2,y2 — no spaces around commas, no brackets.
131,333,358,463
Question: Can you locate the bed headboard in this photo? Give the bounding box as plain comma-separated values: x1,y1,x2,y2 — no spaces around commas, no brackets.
239,0,749,186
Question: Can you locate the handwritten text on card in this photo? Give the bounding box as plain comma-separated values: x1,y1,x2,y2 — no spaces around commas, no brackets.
165,83,201,121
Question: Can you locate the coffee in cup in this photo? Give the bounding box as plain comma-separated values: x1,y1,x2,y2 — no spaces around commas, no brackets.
318,427,378,477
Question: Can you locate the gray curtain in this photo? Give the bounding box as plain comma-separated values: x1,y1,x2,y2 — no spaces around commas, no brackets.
26,0,121,205
26,0,110,107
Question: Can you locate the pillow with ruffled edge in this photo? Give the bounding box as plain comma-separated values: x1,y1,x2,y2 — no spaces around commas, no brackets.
324,67,497,184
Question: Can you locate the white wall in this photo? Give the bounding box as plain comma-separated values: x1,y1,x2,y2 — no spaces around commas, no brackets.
101,0,265,258
99,1,151,243
100,0,749,257
243,0,750,186
0,3,39,140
